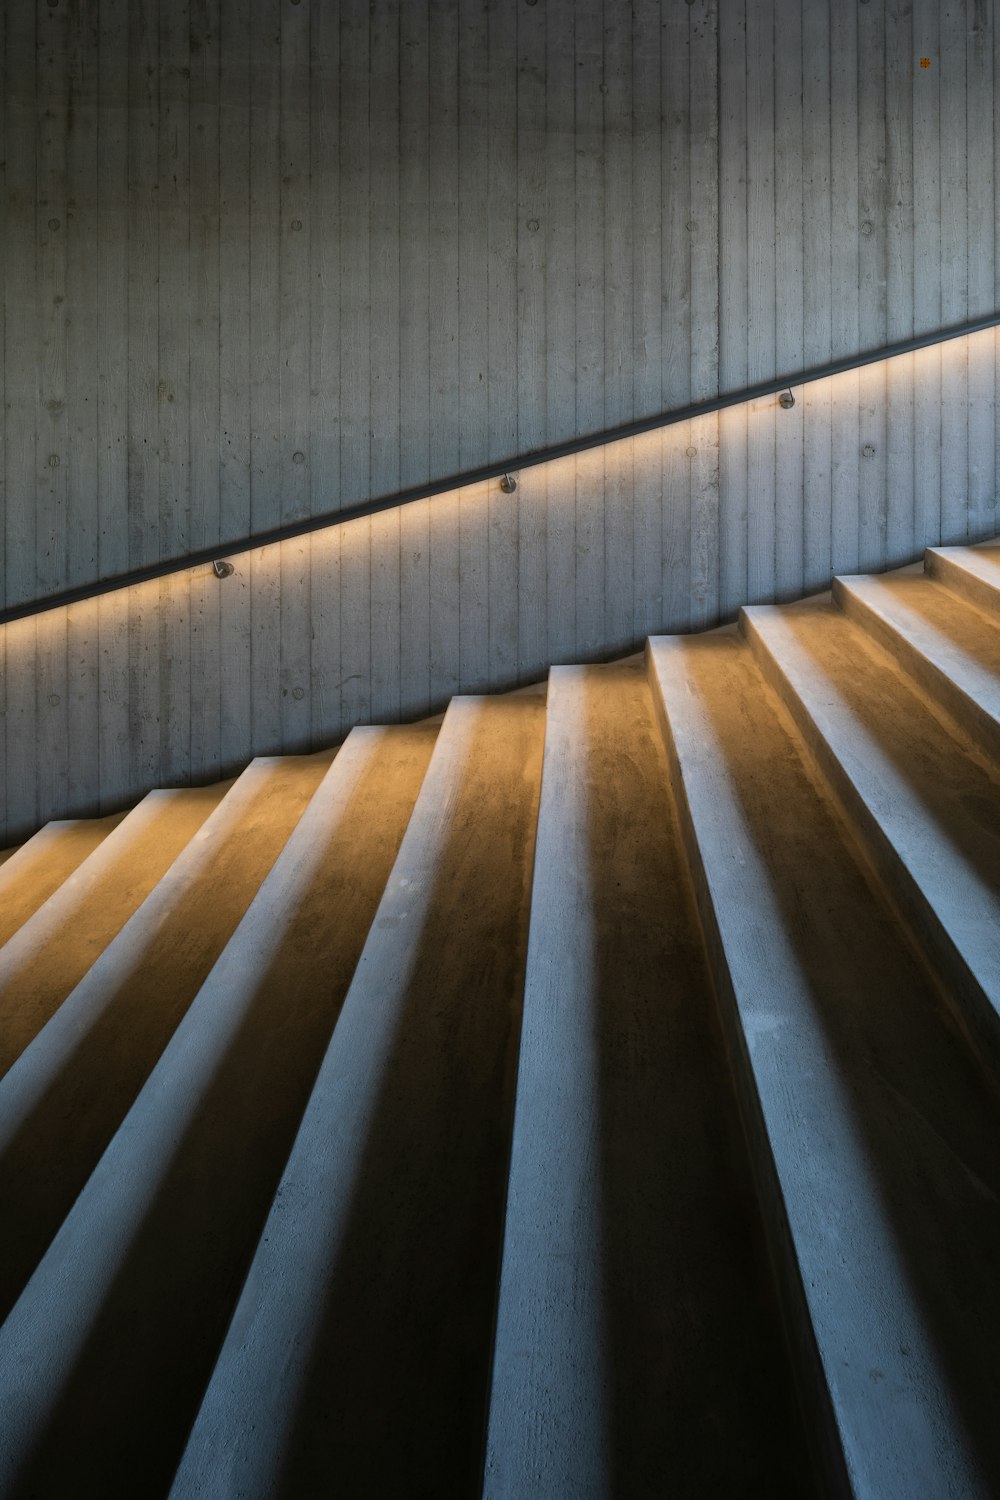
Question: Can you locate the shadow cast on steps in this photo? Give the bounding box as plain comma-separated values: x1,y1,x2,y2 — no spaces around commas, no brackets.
8,704,540,1500
584,668,816,1499
694,636,1000,1488
2,738,426,1500
0,774,324,1327
265,707,541,1498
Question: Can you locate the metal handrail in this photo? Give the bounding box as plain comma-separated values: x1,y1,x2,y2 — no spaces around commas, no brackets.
3,309,999,627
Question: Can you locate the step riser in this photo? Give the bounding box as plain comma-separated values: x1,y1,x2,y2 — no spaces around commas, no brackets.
740,609,1000,1082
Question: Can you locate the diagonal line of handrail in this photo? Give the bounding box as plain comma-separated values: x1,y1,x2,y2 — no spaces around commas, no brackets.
2,310,998,627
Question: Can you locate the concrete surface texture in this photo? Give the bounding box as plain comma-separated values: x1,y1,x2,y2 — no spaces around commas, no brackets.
1,544,1000,1496
4,0,1000,844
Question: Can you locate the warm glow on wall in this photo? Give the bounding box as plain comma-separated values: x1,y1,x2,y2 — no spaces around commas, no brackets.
2,324,998,847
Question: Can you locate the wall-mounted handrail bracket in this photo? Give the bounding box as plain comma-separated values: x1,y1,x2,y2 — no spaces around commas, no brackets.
778,389,796,409
500,472,518,493
212,560,234,579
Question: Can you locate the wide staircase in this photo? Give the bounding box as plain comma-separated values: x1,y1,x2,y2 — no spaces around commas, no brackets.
2,544,1000,1498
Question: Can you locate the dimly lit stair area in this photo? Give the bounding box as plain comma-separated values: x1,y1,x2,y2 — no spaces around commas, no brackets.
3,544,1000,1497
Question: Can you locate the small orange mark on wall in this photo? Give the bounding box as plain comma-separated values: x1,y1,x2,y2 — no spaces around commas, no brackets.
919,56,932,68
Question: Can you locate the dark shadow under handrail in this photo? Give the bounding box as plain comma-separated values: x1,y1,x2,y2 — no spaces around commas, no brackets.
3,310,999,627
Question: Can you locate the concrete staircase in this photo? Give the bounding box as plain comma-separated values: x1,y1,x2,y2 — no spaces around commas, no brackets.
2,543,1000,1498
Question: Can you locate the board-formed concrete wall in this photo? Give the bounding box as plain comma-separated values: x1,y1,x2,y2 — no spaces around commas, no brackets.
2,0,999,840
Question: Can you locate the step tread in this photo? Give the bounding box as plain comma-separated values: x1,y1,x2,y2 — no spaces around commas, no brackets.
0,784,230,1078
0,725,438,1500
0,813,126,949
484,663,813,1499
170,696,545,1500
648,631,1000,1499
836,573,1000,748
743,601,1000,1070
5,548,1000,1498
927,544,1000,615
0,749,333,1327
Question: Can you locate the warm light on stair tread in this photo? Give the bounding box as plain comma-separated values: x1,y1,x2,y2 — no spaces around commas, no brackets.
2,543,1000,1496
0,786,228,1079
0,812,127,947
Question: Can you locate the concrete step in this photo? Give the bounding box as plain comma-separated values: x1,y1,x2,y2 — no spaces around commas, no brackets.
834,572,1000,762
170,695,545,1500
0,785,228,1079
926,543,1000,618
0,813,126,948
0,750,332,1326
0,724,437,1500
483,664,814,1500
742,600,1000,1080
648,630,1000,1499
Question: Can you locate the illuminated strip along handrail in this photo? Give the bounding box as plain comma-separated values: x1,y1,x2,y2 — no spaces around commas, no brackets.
3,309,999,627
